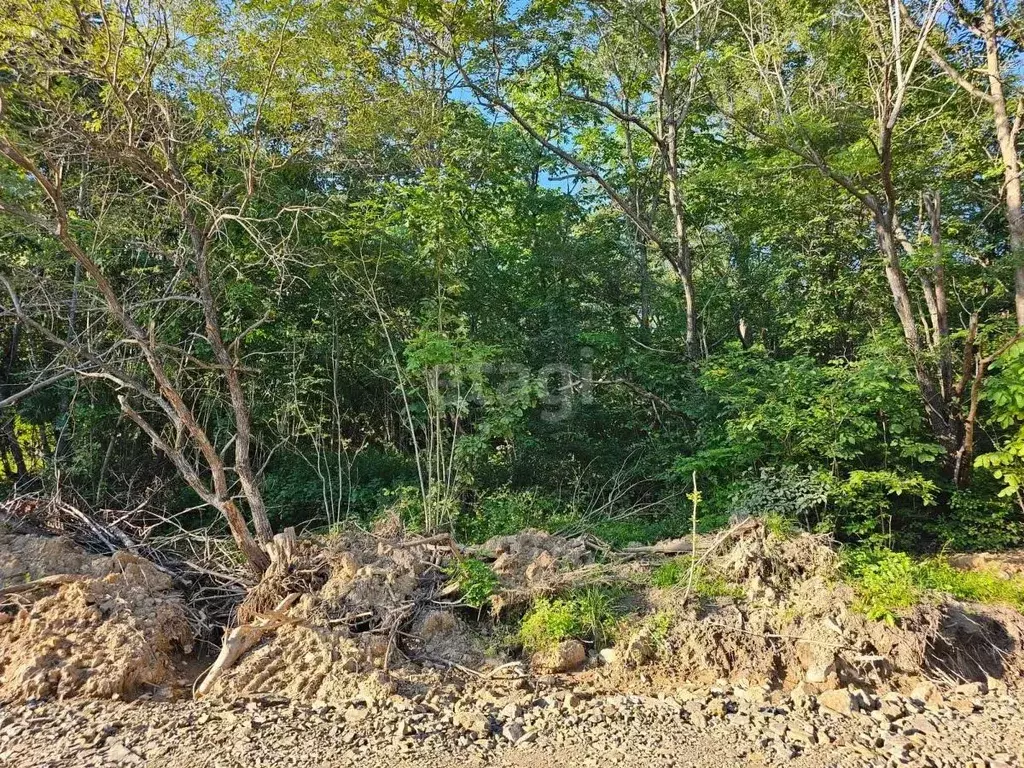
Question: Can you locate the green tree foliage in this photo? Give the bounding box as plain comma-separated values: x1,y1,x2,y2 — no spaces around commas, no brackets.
2,0,1024,567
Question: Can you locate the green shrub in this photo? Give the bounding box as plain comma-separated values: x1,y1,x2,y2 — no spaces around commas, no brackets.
842,548,920,624
518,586,623,652
728,466,829,530
976,340,1024,500
927,487,1024,552
647,610,674,650
444,557,499,609
763,511,798,538
832,470,938,546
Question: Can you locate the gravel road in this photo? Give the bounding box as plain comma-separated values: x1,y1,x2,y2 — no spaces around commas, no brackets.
3,679,1024,768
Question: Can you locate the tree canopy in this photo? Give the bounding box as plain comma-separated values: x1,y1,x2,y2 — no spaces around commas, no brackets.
3,0,1024,566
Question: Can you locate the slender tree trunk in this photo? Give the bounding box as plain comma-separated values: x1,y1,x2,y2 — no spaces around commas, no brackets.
982,1,1024,328
926,192,952,400
873,213,956,458
637,239,652,332
1,314,27,480
0,445,15,479
1,421,28,479
658,0,698,357
219,498,272,572
188,226,274,545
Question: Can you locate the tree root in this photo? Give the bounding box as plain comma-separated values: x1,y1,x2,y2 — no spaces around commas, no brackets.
195,592,300,697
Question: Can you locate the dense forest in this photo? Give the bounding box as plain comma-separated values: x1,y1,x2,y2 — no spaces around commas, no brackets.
3,0,1024,571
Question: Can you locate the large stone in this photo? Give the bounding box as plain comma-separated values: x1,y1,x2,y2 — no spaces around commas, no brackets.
455,710,491,736
532,640,587,673
106,742,142,765
344,707,369,724
623,627,657,668
817,689,857,716
795,622,839,685
910,681,944,711
502,722,525,743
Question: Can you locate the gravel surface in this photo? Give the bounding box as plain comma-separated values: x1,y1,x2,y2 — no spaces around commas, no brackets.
2,680,1023,767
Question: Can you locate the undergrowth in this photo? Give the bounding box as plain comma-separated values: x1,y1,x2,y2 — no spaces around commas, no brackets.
518,586,624,652
650,555,744,599
842,548,1024,624
444,557,499,609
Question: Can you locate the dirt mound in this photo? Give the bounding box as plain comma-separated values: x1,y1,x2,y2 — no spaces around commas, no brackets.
203,521,1024,709
202,529,497,705
480,529,590,586
949,550,1024,578
0,533,115,582
474,528,595,613
604,523,1024,693
0,535,193,702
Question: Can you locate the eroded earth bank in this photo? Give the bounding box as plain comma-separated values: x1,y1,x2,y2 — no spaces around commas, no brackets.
3,512,1024,767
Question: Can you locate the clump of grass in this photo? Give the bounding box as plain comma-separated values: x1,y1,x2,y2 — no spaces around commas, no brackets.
518,586,623,653
650,555,744,599
843,547,1024,624
646,610,674,650
651,557,688,588
915,559,1024,610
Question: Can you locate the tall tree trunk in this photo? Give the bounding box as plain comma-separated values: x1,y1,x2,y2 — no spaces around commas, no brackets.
873,213,957,460
1,421,28,479
658,0,698,357
637,238,652,332
926,191,953,400
982,1,1024,328
189,226,274,545
1,314,27,480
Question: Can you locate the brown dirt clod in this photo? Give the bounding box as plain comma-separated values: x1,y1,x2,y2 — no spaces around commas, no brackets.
0,535,193,702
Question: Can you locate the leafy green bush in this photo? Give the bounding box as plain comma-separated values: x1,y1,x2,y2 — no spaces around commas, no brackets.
728,466,829,529
977,340,1024,500
831,470,937,546
761,511,798,538
518,587,623,652
444,557,499,609
929,487,1024,552
842,548,920,623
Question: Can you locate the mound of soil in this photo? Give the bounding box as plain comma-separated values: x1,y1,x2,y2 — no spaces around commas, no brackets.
0,534,193,702
32,519,1015,710
603,524,1024,694
200,528,502,705
949,550,1024,578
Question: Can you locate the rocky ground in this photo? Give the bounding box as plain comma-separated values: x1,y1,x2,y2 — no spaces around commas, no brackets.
5,519,1024,766
3,679,1023,768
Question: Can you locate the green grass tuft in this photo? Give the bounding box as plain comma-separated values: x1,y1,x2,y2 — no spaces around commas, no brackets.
649,555,744,599
843,547,1024,624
